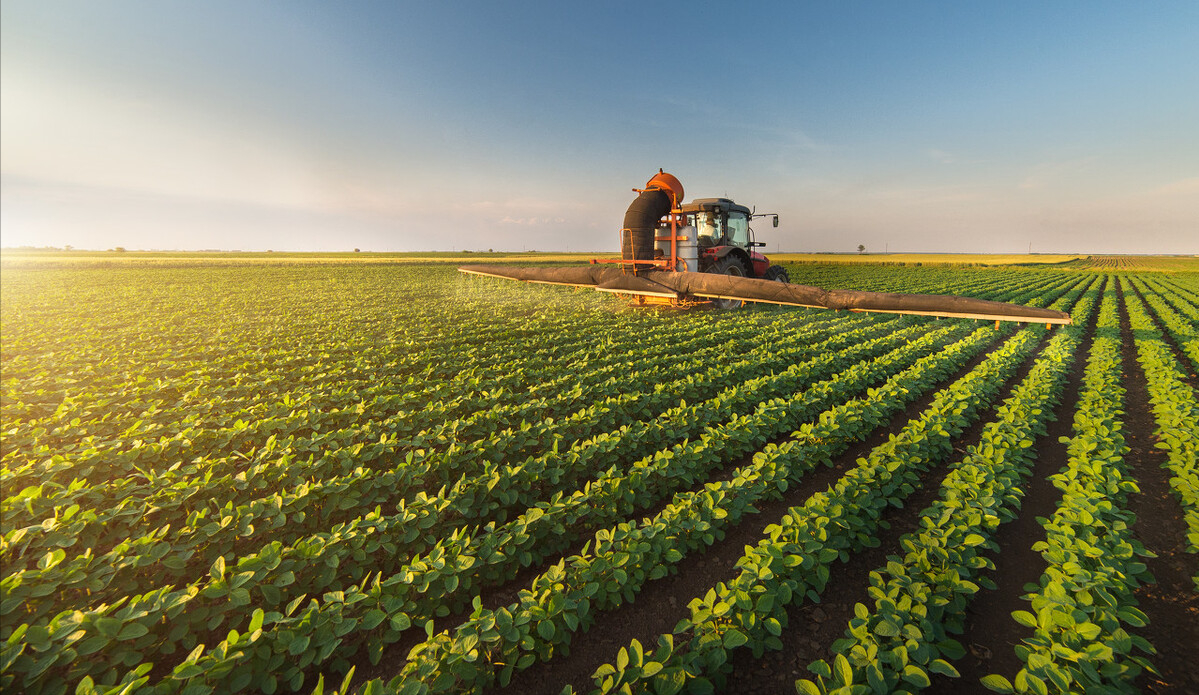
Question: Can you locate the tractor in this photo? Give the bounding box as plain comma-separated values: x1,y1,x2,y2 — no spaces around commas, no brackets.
458,170,1071,327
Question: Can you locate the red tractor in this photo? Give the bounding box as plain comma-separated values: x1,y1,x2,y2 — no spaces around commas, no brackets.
459,170,1071,327
684,197,786,283
606,170,789,308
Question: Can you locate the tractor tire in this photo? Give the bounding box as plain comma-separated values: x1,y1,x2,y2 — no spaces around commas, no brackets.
764,265,790,283
710,256,747,310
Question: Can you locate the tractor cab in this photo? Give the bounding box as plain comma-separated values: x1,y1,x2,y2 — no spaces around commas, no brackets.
680,198,772,279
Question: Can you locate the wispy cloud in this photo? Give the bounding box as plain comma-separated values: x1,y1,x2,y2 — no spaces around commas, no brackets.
499,216,567,225
648,96,823,152
1148,176,1199,196
926,149,956,164
1017,157,1100,190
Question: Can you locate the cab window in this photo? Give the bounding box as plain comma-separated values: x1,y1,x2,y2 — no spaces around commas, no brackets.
694,211,721,246
727,212,749,247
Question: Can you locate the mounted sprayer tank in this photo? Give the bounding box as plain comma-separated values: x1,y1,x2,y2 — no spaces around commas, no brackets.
657,223,699,272
620,170,684,273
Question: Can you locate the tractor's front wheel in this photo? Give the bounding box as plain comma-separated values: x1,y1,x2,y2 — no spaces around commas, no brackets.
710,256,747,309
764,265,790,283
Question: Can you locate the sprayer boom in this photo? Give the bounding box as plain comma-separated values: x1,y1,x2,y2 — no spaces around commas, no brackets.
457,170,1072,326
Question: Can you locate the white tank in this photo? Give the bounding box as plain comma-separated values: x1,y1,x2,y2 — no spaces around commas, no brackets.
677,225,698,272
655,224,699,272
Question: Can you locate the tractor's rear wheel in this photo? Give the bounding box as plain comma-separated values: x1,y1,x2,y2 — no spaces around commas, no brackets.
764,265,790,283
710,256,746,310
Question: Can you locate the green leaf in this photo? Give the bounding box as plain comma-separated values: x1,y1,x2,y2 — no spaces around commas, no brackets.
390,613,412,632
1118,607,1148,627
980,674,1014,693
1076,621,1101,640
902,664,930,687
833,653,854,686
94,617,122,638
654,668,686,695
117,622,149,641
1016,670,1048,695
808,660,832,680
723,629,749,649
1011,610,1037,628
937,639,966,660
248,608,265,633
288,634,311,656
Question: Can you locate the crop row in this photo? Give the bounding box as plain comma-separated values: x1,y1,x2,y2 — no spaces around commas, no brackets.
2,310,884,570
1,310,817,542
983,281,1157,694
8,262,1070,503
576,285,1088,694
0,267,1098,695
797,276,1099,694
0,320,968,694
581,330,1044,694
2,263,1075,485
262,278,1088,694
390,325,997,693
2,267,1074,514
304,318,1015,695
1127,275,1199,372
1121,279,1199,581
1148,275,1199,318
797,295,1087,694
2,316,917,630
1,298,638,472
2,310,787,491
0,268,648,421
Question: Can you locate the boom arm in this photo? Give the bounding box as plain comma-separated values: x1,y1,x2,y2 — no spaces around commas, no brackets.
458,264,1072,325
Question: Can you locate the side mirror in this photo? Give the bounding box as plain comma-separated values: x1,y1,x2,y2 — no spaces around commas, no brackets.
772,215,779,228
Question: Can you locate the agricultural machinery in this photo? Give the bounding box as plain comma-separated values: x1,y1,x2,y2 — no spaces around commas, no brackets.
459,171,1071,326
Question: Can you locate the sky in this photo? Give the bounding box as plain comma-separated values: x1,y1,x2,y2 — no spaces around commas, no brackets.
2,1,1197,254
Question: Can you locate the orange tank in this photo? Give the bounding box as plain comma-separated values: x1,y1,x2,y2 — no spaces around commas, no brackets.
644,169,684,208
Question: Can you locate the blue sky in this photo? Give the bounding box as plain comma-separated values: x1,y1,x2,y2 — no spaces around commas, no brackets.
2,1,1196,253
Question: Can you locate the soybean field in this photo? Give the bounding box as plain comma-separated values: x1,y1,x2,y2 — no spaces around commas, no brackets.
1,256,1196,695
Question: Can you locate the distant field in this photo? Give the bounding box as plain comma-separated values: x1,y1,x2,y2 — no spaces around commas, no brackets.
1060,255,1199,272
4,249,1196,271
0,250,609,267
770,252,1086,266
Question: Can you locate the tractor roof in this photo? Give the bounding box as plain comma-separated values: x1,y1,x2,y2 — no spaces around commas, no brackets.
679,198,752,216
